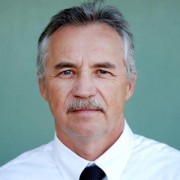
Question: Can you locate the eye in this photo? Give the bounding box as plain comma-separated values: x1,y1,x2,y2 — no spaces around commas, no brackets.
62,70,73,75
96,69,113,78
96,69,110,75
57,69,75,78
98,69,108,74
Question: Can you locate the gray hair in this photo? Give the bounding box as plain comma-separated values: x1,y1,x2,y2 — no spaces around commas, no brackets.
37,0,136,82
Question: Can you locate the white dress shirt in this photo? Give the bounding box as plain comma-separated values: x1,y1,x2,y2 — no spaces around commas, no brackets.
0,121,180,180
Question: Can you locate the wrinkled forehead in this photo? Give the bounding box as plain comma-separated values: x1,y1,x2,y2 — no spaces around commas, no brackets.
46,23,124,66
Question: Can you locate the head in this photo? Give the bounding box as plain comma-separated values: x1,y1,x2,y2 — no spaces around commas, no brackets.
37,0,136,157
37,0,136,83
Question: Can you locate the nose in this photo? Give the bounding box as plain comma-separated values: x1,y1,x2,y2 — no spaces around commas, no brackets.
72,72,97,99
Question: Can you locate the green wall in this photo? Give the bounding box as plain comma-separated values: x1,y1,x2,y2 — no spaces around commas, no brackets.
0,0,180,166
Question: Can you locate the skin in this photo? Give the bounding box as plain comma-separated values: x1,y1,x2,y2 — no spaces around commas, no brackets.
39,23,136,160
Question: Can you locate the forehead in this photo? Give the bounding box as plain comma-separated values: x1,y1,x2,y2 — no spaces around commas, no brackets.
49,23,122,48
47,23,124,66
56,22,118,35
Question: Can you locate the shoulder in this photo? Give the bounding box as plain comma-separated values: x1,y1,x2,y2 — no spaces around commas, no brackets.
0,141,58,179
1,141,54,169
129,134,180,178
133,134,180,158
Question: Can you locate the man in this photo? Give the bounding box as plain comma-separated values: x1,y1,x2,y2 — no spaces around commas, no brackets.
0,1,180,179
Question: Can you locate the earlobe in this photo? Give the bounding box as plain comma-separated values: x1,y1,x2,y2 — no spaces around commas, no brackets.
38,79,48,101
126,75,136,101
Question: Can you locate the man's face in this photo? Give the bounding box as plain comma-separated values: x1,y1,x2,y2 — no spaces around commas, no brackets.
39,23,135,144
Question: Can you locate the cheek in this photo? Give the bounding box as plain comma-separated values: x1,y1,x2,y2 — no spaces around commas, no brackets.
47,81,74,113
101,81,127,110
46,84,64,112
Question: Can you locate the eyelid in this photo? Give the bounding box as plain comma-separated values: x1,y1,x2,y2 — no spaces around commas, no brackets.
96,68,116,77
95,69,110,75
62,69,73,74
98,69,108,74
56,68,75,77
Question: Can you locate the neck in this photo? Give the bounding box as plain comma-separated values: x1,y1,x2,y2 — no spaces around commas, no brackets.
56,120,124,161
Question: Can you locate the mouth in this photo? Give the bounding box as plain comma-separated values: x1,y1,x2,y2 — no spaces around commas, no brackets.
67,109,104,118
68,108,104,113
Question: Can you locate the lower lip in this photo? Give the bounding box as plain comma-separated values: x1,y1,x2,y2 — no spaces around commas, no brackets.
69,110,101,115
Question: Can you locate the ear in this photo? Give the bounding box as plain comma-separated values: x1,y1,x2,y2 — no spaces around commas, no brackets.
38,79,48,101
126,75,136,101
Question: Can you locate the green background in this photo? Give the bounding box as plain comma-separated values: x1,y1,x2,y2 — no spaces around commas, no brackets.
0,0,180,166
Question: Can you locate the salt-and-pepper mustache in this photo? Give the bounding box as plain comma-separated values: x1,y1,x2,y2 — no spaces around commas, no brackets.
67,99,105,113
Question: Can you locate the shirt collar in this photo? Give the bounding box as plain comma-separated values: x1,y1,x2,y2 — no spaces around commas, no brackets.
52,135,89,179
52,120,134,180
95,121,134,180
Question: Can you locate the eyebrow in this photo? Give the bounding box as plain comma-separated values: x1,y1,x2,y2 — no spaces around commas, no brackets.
54,62,77,69
92,62,116,69
54,61,116,70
